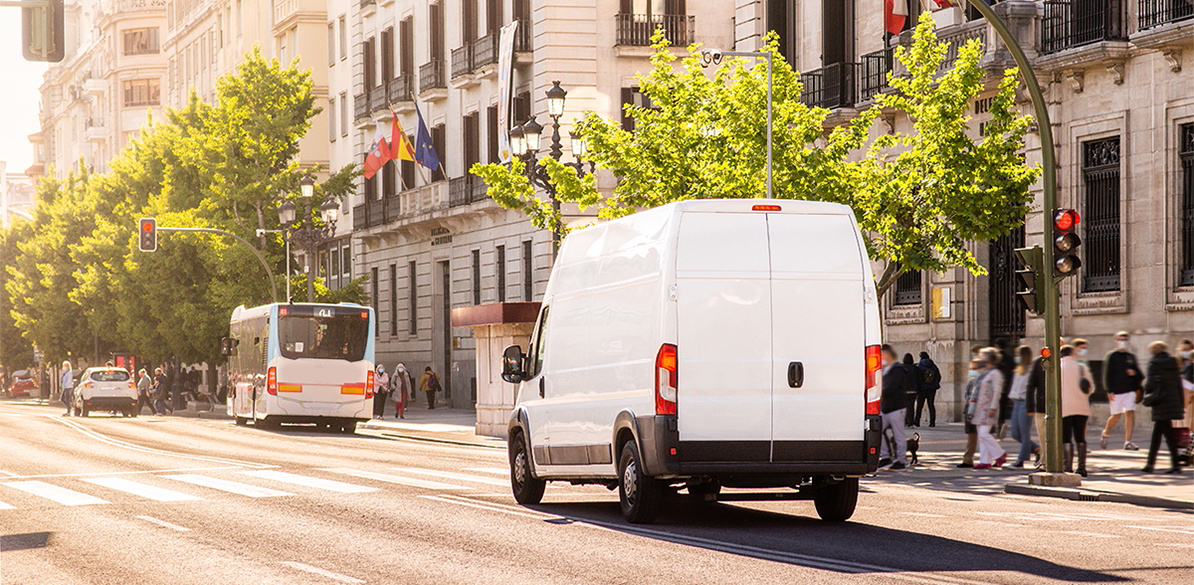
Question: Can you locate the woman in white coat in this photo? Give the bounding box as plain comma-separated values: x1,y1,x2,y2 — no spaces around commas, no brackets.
1059,345,1096,476
974,348,1008,469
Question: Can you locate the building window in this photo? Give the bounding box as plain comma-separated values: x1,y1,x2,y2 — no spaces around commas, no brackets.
402,135,416,189
383,164,396,199
1181,123,1194,286
431,124,446,182
463,112,480,171
330,243,341,288
364,37,377,89
472,249,482,305
400,17,414,77
328,97,336,142
123,28,160,55
496,245,506,302
522,240,533,301
341,244,351,285
390,264,398,336
381,27,395,81
339,15,347,60
365,174,378,201
408,261,418,335
328,22,336,66
893,270,922,306
513,91,530,125
371,267,380,319
340,92,349,137
123,79,161,106
621,87,653,132
487,105,499,163
1082,136,1122,293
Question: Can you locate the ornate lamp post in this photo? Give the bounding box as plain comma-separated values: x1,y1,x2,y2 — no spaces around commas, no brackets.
278,176,339,302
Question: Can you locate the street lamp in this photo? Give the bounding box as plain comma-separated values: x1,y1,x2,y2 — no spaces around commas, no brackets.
278,176,338,303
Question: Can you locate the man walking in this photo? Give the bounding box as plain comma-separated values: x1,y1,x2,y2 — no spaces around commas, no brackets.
1101,331,1144,450
878,345,910,470
136,369,156,415
915,351,942,427
153,367,173,415
420,366,441,410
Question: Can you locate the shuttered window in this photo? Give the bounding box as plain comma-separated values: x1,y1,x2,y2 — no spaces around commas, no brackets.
1082,137,1122,292
894,270,922,306
1181,124,1194,286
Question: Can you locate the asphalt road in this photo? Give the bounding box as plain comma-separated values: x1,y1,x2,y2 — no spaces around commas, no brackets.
1,402,1191,585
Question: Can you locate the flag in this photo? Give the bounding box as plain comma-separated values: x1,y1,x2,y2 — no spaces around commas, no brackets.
933,0,960,7
413,103,441,171
362,127,391,180
886,0,909,35
390,111,417,162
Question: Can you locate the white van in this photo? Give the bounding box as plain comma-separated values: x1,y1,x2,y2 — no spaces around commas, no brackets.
501,199,883,523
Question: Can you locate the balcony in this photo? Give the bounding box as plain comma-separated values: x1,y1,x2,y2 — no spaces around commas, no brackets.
353,93,369,122
367,198,385,228
859,48,893,102
1040,0,1125,55
938,20,987,73
85,118,109,143
359,0,376,11
799,62,859,110
615,13,695,47
385,193,402,221
387,75,413,106
450,44,474,81
368,84,387,113
419,59,446,97
514,18,533,53
474,34,499,70
352,204,368,231
1139,0,1194,30
448,176,489,207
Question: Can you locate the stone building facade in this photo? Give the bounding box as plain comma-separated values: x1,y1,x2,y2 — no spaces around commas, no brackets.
735,0,1194,420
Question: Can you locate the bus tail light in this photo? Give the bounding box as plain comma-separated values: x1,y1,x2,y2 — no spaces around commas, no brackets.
365,370,375,399
865,345,881,415
340,384,365,395
267,367,278,396
655,344,678,415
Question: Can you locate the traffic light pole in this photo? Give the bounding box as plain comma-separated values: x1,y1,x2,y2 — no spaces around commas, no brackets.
962,0,1072,483
158,227,279,304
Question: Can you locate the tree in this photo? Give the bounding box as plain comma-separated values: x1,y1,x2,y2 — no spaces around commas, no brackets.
472,16,1039,298
0,219,35,369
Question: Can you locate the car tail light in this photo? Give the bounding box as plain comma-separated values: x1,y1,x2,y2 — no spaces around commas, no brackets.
267,367,278,396
128,382,136,390
865,345,881,415
83,382,94,389
752,204,782,212
655,344,678,415
365,370,375,399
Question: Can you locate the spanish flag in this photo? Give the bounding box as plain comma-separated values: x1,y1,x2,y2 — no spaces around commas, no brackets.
390,111,417,162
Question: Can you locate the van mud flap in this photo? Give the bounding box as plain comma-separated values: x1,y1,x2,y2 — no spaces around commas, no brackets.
865,415,882,472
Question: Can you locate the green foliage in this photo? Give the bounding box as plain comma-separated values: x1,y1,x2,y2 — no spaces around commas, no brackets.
473,17,1039,297
286,274,370,305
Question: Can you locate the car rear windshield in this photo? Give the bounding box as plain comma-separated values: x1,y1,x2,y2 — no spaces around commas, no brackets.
90,370,131,382
279,314,368,361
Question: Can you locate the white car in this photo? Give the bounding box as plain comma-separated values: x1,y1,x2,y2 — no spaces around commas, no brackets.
72,367,138,417
502,199,883,523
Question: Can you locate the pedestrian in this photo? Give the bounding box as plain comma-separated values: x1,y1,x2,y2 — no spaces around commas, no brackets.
974,348,1008,469
902,353,922,427
1177,338,1194,431
373,365,390,419
1008,345,1039,468
1141,341,1186,474
420,366,440,410
993,339,1016,440
915,351,941,427
153,367,173,415
136,368,156,415
394,363,411,419
878,345,909,470
1072,338,1092,366
1060,345,1095,476
957,358,985,468
60,361,74,416
1099,331,1144,451
1025,351,1049,469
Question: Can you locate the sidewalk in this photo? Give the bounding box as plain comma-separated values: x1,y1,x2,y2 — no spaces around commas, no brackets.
357,402,506,449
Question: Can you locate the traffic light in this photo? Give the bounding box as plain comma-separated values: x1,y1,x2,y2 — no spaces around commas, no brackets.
21,0,65,63
138,217,157,252
1014,246,1044,315
1053,208,1082,278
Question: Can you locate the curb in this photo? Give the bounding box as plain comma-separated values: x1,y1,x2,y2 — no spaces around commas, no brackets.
1004,483,1194,510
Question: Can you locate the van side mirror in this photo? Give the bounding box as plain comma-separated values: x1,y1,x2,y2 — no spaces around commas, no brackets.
501,345,526,383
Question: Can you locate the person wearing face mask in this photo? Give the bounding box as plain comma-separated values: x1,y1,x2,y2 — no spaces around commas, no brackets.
1025,349,1048,469
973,348,1008,469
1178,339,1194,432
1141,341,1185,473
878,345,910,470
1007,345,1039,467
1071,338,1091,366
1060,345,1096,476
957,358,984,468
373,365,390,419
1101,331,1144,451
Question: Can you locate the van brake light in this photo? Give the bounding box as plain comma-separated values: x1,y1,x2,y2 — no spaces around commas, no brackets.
656,344,678,415
267,367,278,396
865,345,881,415
365,370,375,399
752,204,782,212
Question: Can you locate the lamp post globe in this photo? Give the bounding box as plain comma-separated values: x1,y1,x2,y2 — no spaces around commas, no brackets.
277,200,297,227
320,200,340,225
299,175,316,199
523,117,543,153
546,80,567,119
509,125,526,156
569,129,586,160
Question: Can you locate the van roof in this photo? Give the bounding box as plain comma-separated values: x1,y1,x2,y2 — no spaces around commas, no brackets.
668,199,854,215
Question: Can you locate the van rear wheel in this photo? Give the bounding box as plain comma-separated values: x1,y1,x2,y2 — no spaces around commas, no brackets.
618,440,664,524
509,433,545,505
813,477,859,522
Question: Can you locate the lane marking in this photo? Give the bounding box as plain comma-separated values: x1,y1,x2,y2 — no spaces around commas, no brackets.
0,500,14,510
463,467,509,476
1126,526,1194,536
0,465,247,480
279,561,365,584
82,477,203,502
900,512,947,518
136,515,191,532
1058,530,1120,539
421,495,568,521
240,470,376,494
321,468,470,491
1159,543,1194,549
3,480,110,506
0,470,20,477
392,467,509,487
165,474,294,498
47,415,272,469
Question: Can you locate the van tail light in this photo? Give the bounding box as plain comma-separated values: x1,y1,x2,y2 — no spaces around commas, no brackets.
655,344,678,415
366,370,375,399
267,367,278,396
865,345,882,416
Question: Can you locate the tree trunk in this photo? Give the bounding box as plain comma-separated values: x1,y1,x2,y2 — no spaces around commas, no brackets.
254,203,267,251
874,262,903,301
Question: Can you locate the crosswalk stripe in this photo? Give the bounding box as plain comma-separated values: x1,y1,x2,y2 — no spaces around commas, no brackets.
164,474,294,498
464,467,509,476
0,500,14,510
82,477,203,502
4,480,110,506
391,467,510,487
240,470,376,494
321,468,471,490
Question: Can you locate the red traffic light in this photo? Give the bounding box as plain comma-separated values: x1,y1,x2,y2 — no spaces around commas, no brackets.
138,218,157,252
1055,209,1080,231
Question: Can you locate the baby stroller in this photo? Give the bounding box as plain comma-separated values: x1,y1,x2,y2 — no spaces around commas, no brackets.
1174,418,1193,467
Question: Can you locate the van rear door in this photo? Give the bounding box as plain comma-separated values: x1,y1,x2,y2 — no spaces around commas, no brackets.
767,213,867,460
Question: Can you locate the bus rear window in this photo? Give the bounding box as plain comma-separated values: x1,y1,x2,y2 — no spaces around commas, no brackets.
90,370,131,382
279,314,368,361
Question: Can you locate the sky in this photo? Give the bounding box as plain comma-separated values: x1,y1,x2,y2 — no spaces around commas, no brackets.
0,13,50,174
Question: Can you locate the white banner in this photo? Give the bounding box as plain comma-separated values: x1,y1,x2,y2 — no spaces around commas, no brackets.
496,20,519,163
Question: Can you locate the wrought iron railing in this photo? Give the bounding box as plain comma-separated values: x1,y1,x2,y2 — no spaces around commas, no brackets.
615,13,695,46
1139,0,1194,30
474,34,499,68
1041,0,1125,55
448,176,471,207
367,198,385,228
368,85,386,112
352,204,368,231
799,62,859,110
1180,124,1194,286
385,193,402,221
859,48,893,102
387,75,413,103
1081,137,1123,292
938,21,986,73
419,59,446,92
451,44,474,79
353,93,369,121
893,271,922,306
470,174,488,203
514,18,533,52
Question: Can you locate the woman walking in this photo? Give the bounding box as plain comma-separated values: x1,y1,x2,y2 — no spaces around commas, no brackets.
420,366,440,410
60,361,74,416
1142,341,1186,473
394,363,411,419
1059,345,1096,476
1008,345,1039,467
373,365,390,419
973,348,1007,469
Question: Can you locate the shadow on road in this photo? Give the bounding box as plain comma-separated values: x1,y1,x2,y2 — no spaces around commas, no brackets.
0,532,52,553
525,500,1131,583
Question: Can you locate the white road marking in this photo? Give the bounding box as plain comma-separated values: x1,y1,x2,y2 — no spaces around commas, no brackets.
392,467,509,487
0,470,20,478
1126,525,1194,536
136,515,191,532
900,512,947,518
1058,530,1120,539
0,500,14,510
1159,543,1194,548
463,467,509,476
240,470,376,494
279,561,365,584
321,468,470,490
421,495,566,521
3,480,110,506
82,477,203,502
48,415,272,469
0,465,249,480
165,474,294,498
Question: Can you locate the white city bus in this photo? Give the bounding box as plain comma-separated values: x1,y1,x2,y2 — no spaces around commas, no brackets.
226,303,376,433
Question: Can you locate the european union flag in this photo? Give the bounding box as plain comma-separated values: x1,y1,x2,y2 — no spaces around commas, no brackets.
413,103,441,171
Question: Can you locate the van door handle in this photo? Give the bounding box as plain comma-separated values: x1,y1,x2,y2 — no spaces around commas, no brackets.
788,362,804,388
539,377,545,398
